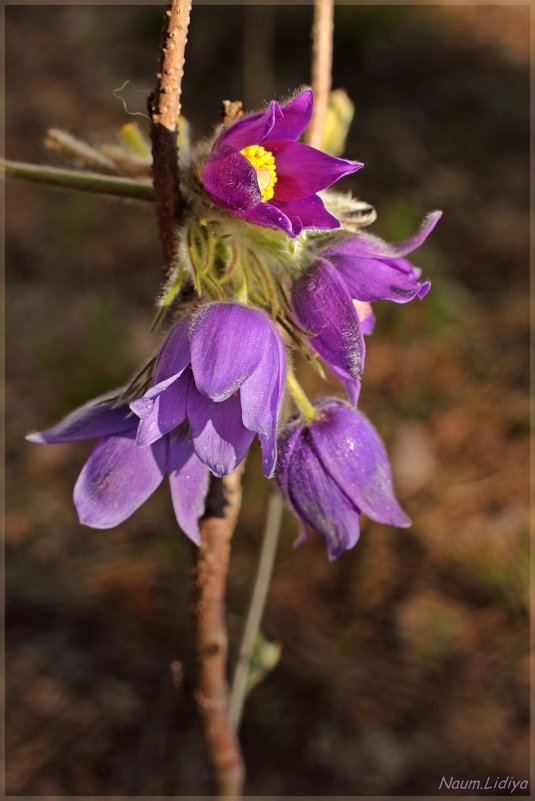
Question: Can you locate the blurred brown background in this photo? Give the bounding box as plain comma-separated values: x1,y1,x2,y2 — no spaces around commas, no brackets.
5,3,530,796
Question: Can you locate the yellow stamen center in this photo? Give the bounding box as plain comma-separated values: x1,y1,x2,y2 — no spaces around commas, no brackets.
240,144,278,202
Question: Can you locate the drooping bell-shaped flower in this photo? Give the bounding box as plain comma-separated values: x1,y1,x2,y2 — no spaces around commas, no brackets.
130,302,287,477
202,88,362,237
26,393,210,543
291,212,441,402
319,210,442,303
275,398,410,560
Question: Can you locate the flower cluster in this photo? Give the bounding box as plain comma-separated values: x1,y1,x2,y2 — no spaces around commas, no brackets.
28,88,441,559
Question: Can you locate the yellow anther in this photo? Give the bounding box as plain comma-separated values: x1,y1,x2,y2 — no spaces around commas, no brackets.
240,144,278,202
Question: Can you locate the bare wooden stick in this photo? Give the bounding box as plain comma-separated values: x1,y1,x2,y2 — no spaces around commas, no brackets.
193,468,246,797
305,0,334,149
150,0,192,268
229,490,283,730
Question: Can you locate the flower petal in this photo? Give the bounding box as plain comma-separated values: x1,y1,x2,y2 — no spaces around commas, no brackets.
310,400,411,528
26,391,135,444
217,100,281,151
241,201,294,236
354,300,376,335
326,252,431,303
286,431,361,560
240,327,287,476
73,431,167,529
275,415,305,498
292,257,365,380
323,211,442,261
269,88,314,140
187,384,255,476
203,146,261,213
329,368,361,407
267,139,362,201
154,316,192,383
132,372,191,447
273,194,340,233
190,303,272,401
168,434,210,545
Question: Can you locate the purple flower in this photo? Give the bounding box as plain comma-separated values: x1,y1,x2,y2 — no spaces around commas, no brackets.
291,211,442,402
275,398,410,560
202,89,362,237
26,393,210,543
130,303,286,478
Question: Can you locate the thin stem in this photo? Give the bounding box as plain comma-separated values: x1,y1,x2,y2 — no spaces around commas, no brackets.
150,0,192,269
286,366,317,420
45,128,116,171
306,0,334,149
193,468,246,798
1,159,154,201
229,491,284,730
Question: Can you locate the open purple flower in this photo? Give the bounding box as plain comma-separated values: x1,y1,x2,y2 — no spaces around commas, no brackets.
26,393,210,543
291,211,441,403
202,88,362,237
130,303,286,478
275,398,410,560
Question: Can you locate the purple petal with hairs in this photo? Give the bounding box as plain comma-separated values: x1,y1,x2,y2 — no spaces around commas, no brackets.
168,434,210,545
240,326,287,476
190,303,274,401
133,371,191,447
153,316,192,383
187,384,255,476
269,88,314,140
26,392,135,444
285,431,361,561
217,101,281,151
292,257,365,380
202,146,261,213
310,400,411,528
268,139,362,201
242,201,294,235
73,431,167,529
274,194,340,233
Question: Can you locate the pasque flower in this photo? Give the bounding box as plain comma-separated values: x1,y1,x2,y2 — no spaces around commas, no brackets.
202,88,362,237
291,211,441,402
26,393,211,543
130,302,286,478
275,398,410,560
27,303,286,540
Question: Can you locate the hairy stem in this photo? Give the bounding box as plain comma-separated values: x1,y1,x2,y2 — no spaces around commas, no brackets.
193,468,246,797
286,366,317,421
150,0,192,268
1,159,154,201
306,0,334,149
229,490,283,730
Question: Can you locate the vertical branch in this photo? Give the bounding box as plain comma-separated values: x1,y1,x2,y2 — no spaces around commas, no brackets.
305,0,334,149
150,0,192,268
229,491,283,730
193,468,246,797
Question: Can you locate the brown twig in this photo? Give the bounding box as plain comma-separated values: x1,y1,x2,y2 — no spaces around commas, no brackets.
305,0,334,149
150,0,192,268
193,468,246,797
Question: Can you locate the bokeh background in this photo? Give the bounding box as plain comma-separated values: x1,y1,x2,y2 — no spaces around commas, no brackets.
5,3,530,796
